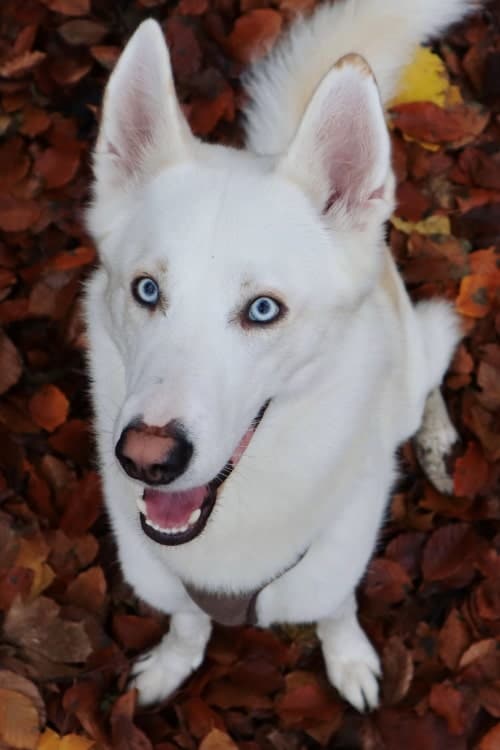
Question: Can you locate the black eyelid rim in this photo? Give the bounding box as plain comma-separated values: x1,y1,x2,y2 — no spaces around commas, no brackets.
241,294,288,328
131,275,160,308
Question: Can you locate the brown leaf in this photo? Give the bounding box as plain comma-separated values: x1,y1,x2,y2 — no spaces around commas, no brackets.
0,331,22,395
90,45,120,70
65,566,107,615
376,708,466,750
35,146,81,189
112,613,164,652
0,687,41,749
227,10,282,64
0,51,46,79
179,0,208,15
199,729,238,750
59,471,103,536
0,197,41,232
479,681,500,718
42,0,91,16
58,20,108,46
391,101,489,146
275,671,343,728
4,595,92,664
429,682,473,735
381,636,414,705
453,442,490,497
422,523,480,583
182,697,225,740
110,690,153,750
478,724,500,750
165,17,201,81
29,384,69,432
363,558,411,604
439,608,471,670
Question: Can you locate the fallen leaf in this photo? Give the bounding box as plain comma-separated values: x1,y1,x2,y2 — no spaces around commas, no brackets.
227,10,282,64
4,595,92,664
41,0,91,16
199,728,238,750
0,687,41,749
391,46,453,108
0,331,22,395
29,384,70,432
58,20,108,46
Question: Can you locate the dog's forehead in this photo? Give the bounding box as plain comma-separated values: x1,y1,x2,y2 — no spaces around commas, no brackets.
133,159,327,270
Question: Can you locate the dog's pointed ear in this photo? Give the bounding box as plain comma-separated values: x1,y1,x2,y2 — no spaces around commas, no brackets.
278,54,394,228
93,19,194,192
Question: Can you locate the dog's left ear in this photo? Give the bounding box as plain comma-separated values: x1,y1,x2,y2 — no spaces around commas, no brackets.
92,19,194,195
278,54,394,229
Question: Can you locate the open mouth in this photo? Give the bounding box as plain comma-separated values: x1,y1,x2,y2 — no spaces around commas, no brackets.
138,401,269,546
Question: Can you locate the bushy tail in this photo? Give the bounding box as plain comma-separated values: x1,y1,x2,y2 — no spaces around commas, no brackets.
243,0,477,155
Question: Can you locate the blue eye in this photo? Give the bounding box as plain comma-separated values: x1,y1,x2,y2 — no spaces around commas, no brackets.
133,276,160,307
247,296,282,324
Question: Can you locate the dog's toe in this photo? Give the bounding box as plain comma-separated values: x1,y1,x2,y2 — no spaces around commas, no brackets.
320,622,381,712
329,658,380,712
129,641,203,706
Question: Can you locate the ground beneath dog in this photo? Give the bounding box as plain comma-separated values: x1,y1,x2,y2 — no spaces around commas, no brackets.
0,1,499,748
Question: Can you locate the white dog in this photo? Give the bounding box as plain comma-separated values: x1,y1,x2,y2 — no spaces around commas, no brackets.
84,0,472,712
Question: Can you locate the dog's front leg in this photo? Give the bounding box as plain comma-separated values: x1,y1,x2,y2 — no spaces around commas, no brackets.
317,594,380,712
130,611,212,705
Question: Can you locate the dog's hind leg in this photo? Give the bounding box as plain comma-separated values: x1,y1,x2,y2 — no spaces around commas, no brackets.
130,611,212,705
414,388,458,495
317,594,380,713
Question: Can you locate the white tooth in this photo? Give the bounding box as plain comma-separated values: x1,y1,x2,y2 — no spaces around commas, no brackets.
144,517,188,535
136,497,147,514
188,508,201,526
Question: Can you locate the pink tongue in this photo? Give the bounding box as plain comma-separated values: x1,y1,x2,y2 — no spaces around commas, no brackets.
143,424,257,528
144,486,208,527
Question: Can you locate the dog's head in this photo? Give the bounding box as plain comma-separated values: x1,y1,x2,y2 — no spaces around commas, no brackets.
87,21,394,545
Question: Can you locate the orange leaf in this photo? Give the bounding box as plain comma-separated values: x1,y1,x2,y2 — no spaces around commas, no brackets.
227,9,282,64
456,272,500,319
29,384,69,432
199,729,238,750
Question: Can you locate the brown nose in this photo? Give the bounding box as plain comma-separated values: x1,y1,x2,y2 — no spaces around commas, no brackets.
115,420,193,485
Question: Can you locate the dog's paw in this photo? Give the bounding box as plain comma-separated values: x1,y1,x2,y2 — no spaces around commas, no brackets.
324,644,380,712
319,615,381,712
130,641,203,706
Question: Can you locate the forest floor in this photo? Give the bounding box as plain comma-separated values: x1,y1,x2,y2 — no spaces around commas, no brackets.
0,1,499,748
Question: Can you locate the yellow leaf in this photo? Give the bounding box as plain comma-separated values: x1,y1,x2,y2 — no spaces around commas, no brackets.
37,728,61,750
37,729,95,750
391,46,453,108
391,214,451,236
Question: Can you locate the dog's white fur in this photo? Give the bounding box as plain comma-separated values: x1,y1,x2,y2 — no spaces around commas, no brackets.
84,0,472,712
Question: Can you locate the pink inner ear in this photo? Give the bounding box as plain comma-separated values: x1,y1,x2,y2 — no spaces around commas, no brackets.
107,75,160,175
317,77,387,214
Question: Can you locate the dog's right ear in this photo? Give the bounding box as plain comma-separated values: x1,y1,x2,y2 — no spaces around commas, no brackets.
92,20,194,197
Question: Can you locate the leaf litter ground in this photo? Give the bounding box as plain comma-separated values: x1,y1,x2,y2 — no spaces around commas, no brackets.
0,1,499,748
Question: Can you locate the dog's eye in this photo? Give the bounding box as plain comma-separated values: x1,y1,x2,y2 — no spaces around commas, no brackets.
132,277,160,307
246,296,282,325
